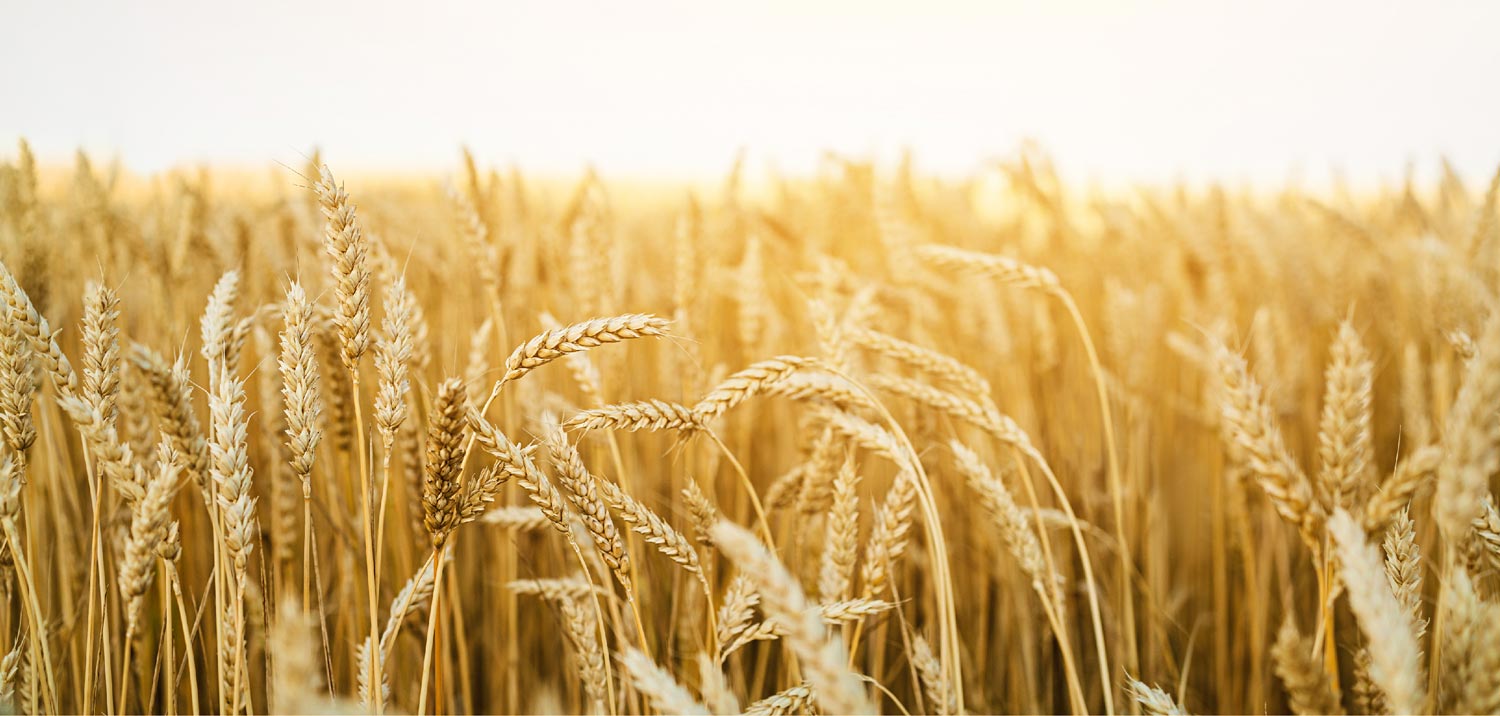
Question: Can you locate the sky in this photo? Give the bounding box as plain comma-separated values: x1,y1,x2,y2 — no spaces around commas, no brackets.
3,0,1499,187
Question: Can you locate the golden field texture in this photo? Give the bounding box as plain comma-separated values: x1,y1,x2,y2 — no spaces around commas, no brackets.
0,139,1494,715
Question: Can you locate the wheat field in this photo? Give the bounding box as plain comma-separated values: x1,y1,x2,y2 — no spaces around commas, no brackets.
0,139,1494,715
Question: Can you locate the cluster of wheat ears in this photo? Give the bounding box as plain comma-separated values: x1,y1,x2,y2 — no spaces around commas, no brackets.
0,139,1496,715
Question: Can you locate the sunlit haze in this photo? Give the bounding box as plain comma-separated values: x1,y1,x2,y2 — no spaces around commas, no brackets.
5,0,1499,186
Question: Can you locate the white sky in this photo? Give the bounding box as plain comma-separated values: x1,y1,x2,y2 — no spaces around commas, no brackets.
4,0,1498,186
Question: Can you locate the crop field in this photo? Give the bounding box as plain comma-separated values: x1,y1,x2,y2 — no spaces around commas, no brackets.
0,140,1494,715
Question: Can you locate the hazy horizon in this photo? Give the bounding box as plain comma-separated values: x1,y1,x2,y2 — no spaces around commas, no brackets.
6,0,1499,188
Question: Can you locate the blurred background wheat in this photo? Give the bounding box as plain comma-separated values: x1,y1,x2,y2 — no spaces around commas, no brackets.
3,1,1500,714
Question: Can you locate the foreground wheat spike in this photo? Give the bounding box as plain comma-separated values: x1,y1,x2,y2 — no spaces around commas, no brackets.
0,260,76,396
1212,338,1321,551
0,286,36,466
860,469,918,600
374,275,416,452
1382,508,1427,644
712,520,876,715
618,647,709,715
564,399,702,433
596,475,701,575
1363,445,1441,533
199,269,241,379
692,355,822,422
952,441,1052,592
1434,309,1500,542
743,683,816,716
848,325,992,399
818,455,860,603
130,345,212,491
80,281,122,429
497,313,671,388
1272,618,1344,715
422,378,468,547
1317,320,1373,509
278,282,323,490
1125,677,1187,715
1437,566,1500,713
316,165,373,370
119,439,181,639
1327,509,1424,714
912,633,958,715
543,414,631,591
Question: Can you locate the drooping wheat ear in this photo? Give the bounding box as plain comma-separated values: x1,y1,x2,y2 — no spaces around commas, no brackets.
1317,320,1373,509
952,441,1052,591
0,260,76,396
715,573,759,650
1435,309,1500,542
1211,338,1321,551
1125,676,1187,715
1363,444,1441,533
80,282,121,427
539,311,605,406
915,243,1063,292
1467,496,1500,578
848,326,992,399
1437,566,1500,713
564,400,702,433
57,394,144,505
596,475,701,574
859,469,918,600
1327,509,1424,714
497,314,670,388
380,554,440,653
468,411,571,537
867,372,1006,437
480,506,551,530
130,346,210,491
278,282,323,491
681,479,718,545
119,439,181,639
509,576,609,602
912,634,958,715
618,647,709,715
744,684,815,716
764,373,878,414
270,599,330,715
355,636,389,710
422,378,469,548
816,407,916,473
818,455,860,603
695,653,739,715
0,284,36,464
315,165,372,370
1272,617,1343,715
199,269,240,380
558,596,608,713
692,355,822,422
0,630,34,713
711,520,875,715
373,275,415,453
210,373,257,575
1382,508,1428,645
543,414,631,591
